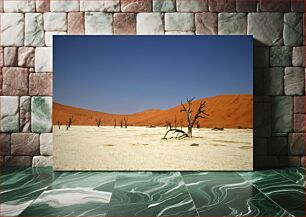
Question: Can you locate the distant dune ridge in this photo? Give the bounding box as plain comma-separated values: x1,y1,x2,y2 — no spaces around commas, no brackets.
53,94,253,129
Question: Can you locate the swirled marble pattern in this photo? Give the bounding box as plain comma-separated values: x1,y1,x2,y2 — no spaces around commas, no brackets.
0,167,55,216
19,171,116,216
0,167,305,216
239,170,305,216
275,167,305,187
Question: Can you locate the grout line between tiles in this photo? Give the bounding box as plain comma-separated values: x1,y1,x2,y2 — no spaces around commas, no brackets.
273,169,305,188
16,168,63,216
236,172,295,217
180,172,200,217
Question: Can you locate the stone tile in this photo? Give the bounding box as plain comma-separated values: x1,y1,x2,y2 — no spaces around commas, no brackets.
254,156,279,170
264,67,284,95
208,0,235,12
294,96,305,113
165,31,195,35
20,96,31,132
279,156,301,167
4,156,32,167
25,13,44,46
270,46,292,67
260,0,290,12
121,0,152,12
113,13,136,35
31,96,52,133
29,73,52,96
0,96,19,132
0,68,2,95
0,0,3,12
218,13,247,35
0,47,3,67
68,12,85,35
268,136,288,155
254,68,264,95
304,14,306,46
284,13,303,46
44,12,67,31
302,156,305,167
40,133,53,155
36,0,50,12
11,133,39,155
288,133,305,155
153,0,175,12
18,47,35,67
80,0,120,12
137,13,164,35
254,101,271,137
50,0,79,12
0,13,25,46
254,93,272,102
45,32,67,46
272,96,293,133
35,47,52,72
195,13,217,35
4,47,18,66
2,67,29,96
292,46,305,67
165,13,195,31
176,0,207,12
32,156,53,167
294,114,305,132
0,133,10,155
236,0,256,12
247,13,283,46
284,67,305,95
3,0,35,12
254,47,269,67
291,0,305,12
254,137,267,156
0,157,3,168
85,12,113,34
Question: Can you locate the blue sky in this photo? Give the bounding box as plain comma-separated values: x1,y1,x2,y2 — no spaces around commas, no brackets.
54,35,253,114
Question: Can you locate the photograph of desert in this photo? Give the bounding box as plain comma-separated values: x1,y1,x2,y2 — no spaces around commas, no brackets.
53,35,253,171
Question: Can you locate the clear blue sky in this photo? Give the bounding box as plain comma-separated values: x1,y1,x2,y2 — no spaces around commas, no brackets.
54,35,253,114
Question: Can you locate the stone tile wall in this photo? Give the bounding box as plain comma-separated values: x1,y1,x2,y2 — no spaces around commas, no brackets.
0,0,305,169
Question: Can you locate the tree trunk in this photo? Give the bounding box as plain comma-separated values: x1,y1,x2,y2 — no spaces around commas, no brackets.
187,127,192,137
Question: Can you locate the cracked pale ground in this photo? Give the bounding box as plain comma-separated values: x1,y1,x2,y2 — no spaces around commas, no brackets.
53,126,253,171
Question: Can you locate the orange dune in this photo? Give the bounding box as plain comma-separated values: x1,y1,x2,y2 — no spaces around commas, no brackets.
53,94,253,129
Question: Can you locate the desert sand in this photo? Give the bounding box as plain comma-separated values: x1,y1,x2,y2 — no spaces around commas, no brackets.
53,94,253,129
53,126,253,171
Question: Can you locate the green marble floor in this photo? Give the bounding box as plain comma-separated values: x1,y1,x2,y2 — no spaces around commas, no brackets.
0,167,305,216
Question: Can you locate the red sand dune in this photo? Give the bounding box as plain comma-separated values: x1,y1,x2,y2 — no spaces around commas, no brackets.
53,94,253,129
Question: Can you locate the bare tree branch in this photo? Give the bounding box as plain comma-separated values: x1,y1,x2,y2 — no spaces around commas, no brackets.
180,98,209,137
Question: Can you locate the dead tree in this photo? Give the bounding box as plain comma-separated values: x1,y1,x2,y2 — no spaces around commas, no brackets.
66,116,73,130
114,119,116,128
180,97,208,137
163,129,188,140
123,117,128,128
120,119,123,128
57,121,61,129
196,121,200,128
165,120,172,129
96,118,102,127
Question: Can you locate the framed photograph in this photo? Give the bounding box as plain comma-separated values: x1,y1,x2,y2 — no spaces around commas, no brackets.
53,35,253,171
